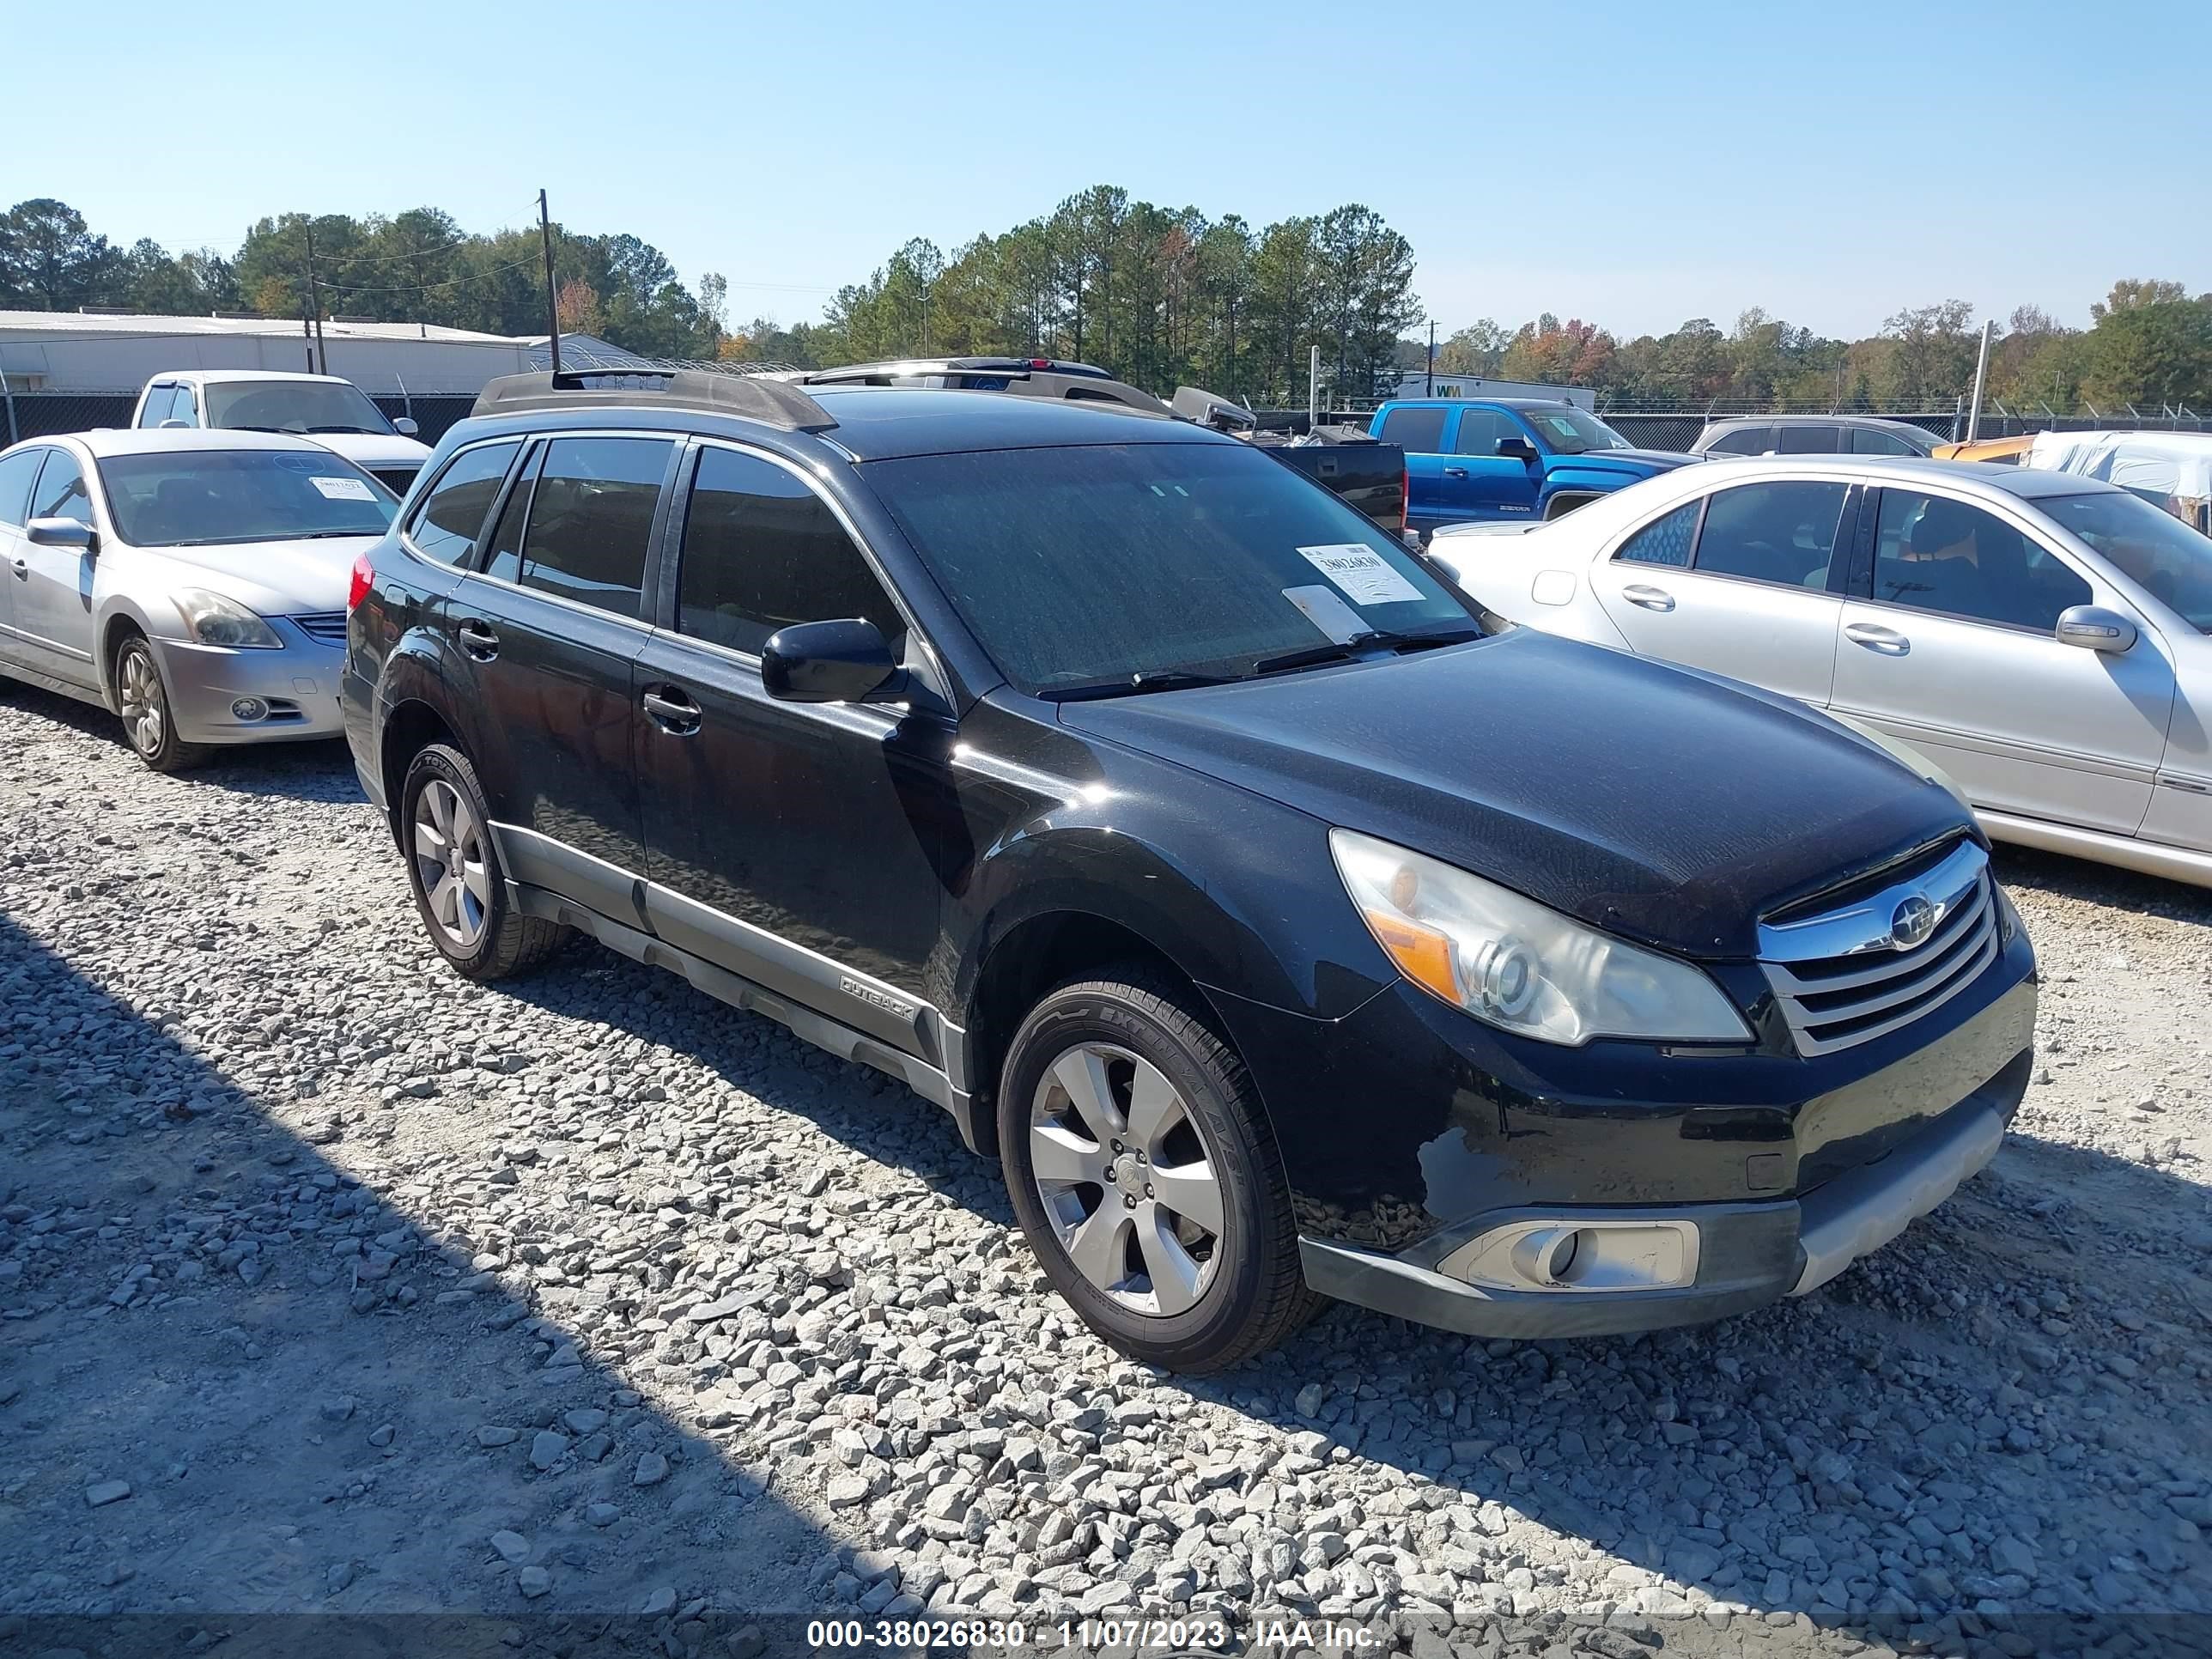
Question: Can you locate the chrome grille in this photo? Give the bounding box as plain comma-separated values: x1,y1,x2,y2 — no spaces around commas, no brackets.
1758,841,1998,1055
292,611,349,644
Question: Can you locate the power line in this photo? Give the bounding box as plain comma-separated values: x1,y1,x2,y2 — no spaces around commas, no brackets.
319,255,546,296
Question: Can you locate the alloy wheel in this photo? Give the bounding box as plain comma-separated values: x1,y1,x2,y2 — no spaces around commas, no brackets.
118,646,166,756
1029,1042,1225,1316
412,779,492,950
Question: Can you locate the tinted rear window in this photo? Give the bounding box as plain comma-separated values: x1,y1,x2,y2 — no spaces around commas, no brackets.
1376,406,1449,452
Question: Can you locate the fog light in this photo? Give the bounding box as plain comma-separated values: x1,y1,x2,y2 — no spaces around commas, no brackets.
231,697,268,722
1440,1218,1699,1293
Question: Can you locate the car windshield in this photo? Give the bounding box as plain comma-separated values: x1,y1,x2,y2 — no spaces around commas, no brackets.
202,380,395,436
866,441,1478,696
1522,406,1632,454
98,450,398,548
2041,490,2212,633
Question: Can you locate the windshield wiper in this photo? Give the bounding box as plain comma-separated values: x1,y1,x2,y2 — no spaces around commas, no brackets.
1045,669,1238,702
307,425,376,434
1250,627,1480,677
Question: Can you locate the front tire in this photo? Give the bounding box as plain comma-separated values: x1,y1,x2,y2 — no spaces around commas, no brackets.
999,970,1318,1371
114,635,210,773
398,743,563,980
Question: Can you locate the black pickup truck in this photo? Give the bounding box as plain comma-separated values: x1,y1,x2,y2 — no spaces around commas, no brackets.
799,357,1408,535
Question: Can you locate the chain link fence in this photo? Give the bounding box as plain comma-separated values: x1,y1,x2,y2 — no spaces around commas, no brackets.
0,392,484,447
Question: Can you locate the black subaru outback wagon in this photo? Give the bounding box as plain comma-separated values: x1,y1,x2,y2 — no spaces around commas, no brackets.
342,368,2037,1372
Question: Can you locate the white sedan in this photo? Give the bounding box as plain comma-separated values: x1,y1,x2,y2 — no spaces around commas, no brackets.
1431,456,2212,889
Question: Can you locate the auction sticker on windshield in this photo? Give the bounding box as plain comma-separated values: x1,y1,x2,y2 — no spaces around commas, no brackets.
1297,544,1422,606
310,477,376,501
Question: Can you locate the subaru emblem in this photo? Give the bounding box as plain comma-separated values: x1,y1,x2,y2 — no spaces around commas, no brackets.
1890,894,1937,951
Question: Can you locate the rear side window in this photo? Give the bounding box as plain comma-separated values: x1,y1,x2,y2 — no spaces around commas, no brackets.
408,441,520,565
29,451,92,526
0,448,46,526
485,436,672,617
1777,425,1839,454
1376,405,1449,453
1693,481,1850,587
1852,427,1920,456
676,447,903,655
1452,409,1516,456
1614,501,1699,566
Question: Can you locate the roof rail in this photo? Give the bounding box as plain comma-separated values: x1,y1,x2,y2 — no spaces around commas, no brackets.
799,362,1172,418
471,367,838,431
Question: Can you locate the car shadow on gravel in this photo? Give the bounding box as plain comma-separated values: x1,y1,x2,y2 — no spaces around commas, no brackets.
0,908,846,1652
496,928,2211,1652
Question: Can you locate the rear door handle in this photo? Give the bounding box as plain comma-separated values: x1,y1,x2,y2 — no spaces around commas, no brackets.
1621,583,1676,612
641,686,701,735
1844,622,1911,656
1442,466,1468,477
457,619,500,660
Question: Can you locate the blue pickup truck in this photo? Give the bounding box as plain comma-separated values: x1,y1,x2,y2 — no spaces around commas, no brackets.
1369,398,1700,536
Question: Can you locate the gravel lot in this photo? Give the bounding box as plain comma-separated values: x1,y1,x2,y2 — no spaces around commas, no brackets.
2,683,2208,1658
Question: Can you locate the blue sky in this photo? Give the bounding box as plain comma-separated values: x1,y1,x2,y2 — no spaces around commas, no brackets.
13,0,2206,341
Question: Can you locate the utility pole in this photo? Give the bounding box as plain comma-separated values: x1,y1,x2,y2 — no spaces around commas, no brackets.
538,189,562,376
1426,320,1435,396
1965,318,1995,443
302,222,328,375
1309,345,1321,434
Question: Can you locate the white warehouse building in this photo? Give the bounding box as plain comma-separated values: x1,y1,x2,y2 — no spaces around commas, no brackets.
0,308,644,397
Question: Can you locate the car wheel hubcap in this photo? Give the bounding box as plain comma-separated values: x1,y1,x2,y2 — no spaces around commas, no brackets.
119,649,164,754
411,779,490,950
1030,1042,1224,1317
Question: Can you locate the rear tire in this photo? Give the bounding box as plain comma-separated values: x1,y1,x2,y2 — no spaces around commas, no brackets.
113,634,211,774
999,969,1319,1372
398,743,563,980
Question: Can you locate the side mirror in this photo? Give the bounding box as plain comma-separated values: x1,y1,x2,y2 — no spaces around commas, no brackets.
1495,436,1539,463
157,418,191,429
2054,605,2136,653
26,517,96,554
393,416,420,437
761,618,898,703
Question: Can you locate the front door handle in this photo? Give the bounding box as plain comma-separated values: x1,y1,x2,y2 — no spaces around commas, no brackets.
8,556,24,577
1621,583,1676,612
1844,622,1911,656
1443,466,1468,478
457,619,500,661
641,686,701,734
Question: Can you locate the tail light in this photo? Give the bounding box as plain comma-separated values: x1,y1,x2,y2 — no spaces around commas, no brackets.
1401,465,1410,531
347,552,374,612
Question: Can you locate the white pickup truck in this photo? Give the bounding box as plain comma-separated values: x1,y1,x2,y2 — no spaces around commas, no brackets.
131,370,432,499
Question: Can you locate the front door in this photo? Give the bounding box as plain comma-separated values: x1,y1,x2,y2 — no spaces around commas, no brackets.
633,441,953,1057
0,446,48,674
444,433,679,918
12,448,102,692
1830,485,2177,835
1591,478,1856,706
1441,406,1541,526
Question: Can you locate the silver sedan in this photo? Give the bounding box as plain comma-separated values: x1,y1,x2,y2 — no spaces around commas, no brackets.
0,429,395,771
1432,456,2212,888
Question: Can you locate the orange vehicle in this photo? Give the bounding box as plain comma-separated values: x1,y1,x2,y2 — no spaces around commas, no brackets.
1932,434,2035,465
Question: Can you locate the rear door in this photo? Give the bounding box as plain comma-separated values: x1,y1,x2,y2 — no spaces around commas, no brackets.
1441,405,1540,525
1375,404,1453,533
1589,476,1856,705
1830,485,2175,834
12,447,103,692
631,441,951,1055
443,432,679,916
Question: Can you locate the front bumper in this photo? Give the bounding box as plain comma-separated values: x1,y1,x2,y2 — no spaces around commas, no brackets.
1299,1062,2021,1338
150,632,346,745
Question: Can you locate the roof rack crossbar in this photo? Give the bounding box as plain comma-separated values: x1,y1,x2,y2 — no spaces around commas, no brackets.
471,368,838,432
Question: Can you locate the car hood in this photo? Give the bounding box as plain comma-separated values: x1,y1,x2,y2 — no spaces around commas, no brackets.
1057,629,1971,959
1562,448,1702,475
151,535,380,616
297,433,432,467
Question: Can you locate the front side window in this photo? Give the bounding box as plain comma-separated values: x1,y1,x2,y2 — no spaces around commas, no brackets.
1694,481,1850,587
96,450,395,546
486,436,671,618
1614,501,1699,567
1704,427,1773,456
1522,406,1632,454
407,441,521,566
1376,405,1449,453
203,379,395,437
867,441,1474,696
676,447,903,656
137,386,176,428
1453,409,1516,456
2040,489,2212,634
0,447,47,526
1872,490,2089,632
30,451,93,526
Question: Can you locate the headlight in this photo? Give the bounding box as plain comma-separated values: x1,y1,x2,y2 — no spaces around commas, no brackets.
173,588,283,650
1330,828,1751,1046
